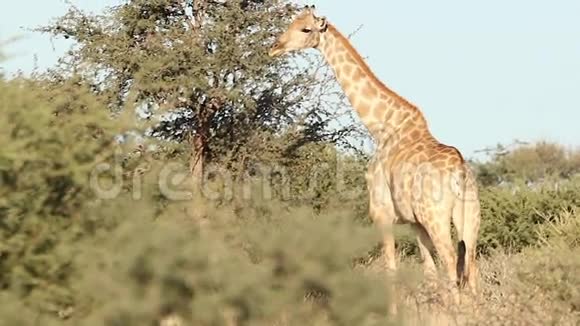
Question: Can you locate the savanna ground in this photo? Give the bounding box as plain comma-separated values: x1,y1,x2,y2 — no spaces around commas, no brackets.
1,1,579,325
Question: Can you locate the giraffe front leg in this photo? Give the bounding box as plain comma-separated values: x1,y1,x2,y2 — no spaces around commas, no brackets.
367,159,400,315
369,203,399,316
382,225,399,316
378,217,397,272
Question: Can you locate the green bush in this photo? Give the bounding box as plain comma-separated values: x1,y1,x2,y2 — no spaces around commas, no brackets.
0,76,120,315
0,186,402,325
478,181,580,255
68,202,397,326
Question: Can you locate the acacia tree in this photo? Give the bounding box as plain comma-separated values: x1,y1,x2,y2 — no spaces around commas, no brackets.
38,0,365,187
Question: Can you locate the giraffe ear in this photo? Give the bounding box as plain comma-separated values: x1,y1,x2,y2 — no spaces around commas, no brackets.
316,16,327,32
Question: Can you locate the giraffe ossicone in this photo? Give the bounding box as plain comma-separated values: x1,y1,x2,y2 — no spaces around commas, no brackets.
269,6,482,311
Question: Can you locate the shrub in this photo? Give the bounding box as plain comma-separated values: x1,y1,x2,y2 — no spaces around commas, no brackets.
0,76,120,315
0,188,402,325
477,181,580,255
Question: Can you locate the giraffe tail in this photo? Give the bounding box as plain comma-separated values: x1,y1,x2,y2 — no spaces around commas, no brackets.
453,166,481,291
456,240,467,288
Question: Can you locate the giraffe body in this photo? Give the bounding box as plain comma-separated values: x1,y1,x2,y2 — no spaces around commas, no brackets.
269,6,481,310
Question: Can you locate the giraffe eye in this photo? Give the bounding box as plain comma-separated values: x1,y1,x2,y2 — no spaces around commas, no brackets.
301,28,312,33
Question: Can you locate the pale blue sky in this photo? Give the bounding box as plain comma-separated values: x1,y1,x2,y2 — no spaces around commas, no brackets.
1,1,579,159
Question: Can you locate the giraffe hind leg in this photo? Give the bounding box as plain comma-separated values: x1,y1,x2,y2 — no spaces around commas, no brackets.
412,223,437,279
414,204,460,306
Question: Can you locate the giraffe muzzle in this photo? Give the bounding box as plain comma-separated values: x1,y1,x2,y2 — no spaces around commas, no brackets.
268,42,283,57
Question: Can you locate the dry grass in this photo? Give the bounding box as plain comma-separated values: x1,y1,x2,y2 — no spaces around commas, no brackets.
357,246,580,326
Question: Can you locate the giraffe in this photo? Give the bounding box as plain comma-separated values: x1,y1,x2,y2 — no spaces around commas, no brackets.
269,5,481,310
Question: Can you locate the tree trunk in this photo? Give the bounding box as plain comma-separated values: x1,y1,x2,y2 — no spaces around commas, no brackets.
188,0,208,193
189,103,211,224
189,125,208,191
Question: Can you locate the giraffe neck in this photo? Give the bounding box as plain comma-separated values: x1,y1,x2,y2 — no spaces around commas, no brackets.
317,23,428,144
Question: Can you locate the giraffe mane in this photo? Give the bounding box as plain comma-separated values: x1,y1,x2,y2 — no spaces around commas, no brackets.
326,23,421,113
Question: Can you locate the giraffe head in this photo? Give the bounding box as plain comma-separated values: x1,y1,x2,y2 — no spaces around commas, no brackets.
269,5,328,57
